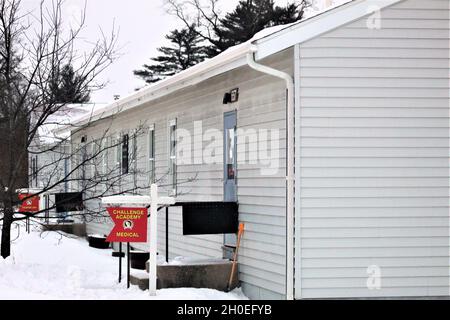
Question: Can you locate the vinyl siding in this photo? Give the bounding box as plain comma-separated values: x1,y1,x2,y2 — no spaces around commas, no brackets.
77,49,292,300
296,0,450,299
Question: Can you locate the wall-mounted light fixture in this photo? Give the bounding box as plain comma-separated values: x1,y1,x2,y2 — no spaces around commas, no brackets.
223,93,232,104
223,88,239,104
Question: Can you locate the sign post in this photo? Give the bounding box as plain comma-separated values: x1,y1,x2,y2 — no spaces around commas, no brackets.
106,206,148,288
119,242,123,283
149,184,158,295
106,207,149,243
18,192,40,233
127,243,131,289
18,193,40,213
102,184,175,296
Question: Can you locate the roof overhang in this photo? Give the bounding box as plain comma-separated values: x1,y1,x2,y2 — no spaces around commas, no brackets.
255,0,404,60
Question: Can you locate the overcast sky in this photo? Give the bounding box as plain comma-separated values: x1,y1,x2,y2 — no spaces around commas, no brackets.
22,0,337,103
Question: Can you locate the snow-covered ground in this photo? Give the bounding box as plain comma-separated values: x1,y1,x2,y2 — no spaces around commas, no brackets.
0,230,247,300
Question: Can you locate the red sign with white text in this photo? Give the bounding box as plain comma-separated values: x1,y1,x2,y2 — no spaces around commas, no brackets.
106,207,148,243
19,194,40,213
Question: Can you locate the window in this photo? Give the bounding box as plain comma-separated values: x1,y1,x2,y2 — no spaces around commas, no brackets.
101,138,108,176
31,156,38,187
73,145,79,191
226,127,236,180
90,142,97,179
130,131,138,190
168,119,177,195
115,135,122,171
148,125,155,184
122,134,129,175
80,144,87,190
101,138,109,193
131,131,138,167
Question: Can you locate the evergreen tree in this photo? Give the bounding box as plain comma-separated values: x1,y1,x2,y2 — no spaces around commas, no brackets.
218,0,307,49
149,0,309,79
134,26,208,84
50,64,90,104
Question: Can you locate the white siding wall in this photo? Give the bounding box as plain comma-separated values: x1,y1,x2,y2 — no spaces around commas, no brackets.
77,49,293,300
296,0,450,298
30,142,72,220
32,144,70,193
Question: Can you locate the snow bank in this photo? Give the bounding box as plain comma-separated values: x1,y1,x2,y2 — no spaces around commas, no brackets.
0,231,247,300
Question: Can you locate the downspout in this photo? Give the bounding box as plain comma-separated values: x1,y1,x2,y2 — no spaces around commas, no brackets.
246,46,295,300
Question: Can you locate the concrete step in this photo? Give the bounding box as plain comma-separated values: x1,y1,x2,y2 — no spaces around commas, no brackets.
42,223,86,237
130,261,239,292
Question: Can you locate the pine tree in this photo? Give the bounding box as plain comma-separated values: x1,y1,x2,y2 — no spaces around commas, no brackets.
134,26,208,84
50,64,90,104
219,0,273,49
218,0,307,49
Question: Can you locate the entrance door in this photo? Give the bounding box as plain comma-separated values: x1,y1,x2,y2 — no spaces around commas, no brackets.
224,111,237,246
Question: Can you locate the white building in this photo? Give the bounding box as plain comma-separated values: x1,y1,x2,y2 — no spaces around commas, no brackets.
68,0,449,300
29,104,105,220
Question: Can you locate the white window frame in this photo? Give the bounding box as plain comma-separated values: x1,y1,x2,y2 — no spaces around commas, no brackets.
115,134,122,172
111,134,123,193
90,141,97,179
130,130,138,191
73,144,80,192
130,130,138,167
168,119,177,196
121,133,130,175
31,156,38,187
80,143,87,191
101,138,108,175
101,137,109,193
148,124,155,184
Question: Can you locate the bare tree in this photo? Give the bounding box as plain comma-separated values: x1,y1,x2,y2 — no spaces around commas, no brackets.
0,0,121,258
26,121,151,226
165,0,311,55
24,119,197,238
166,0,227,54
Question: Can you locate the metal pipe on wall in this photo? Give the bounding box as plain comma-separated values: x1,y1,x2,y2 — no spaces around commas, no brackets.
246,48,295,300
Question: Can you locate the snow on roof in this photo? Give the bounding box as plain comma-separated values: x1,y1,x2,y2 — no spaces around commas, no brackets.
101,195,175,206
37,103,107,145
249,0,353,41
71,0,399,128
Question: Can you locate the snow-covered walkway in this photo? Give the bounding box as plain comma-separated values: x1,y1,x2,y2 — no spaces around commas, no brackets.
0,230,247,300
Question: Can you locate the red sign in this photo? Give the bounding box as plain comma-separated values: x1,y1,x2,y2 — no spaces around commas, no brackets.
106,207,148,243
19,194,40,213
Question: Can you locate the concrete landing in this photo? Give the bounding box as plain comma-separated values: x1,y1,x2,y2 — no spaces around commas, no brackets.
130,260,239,292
